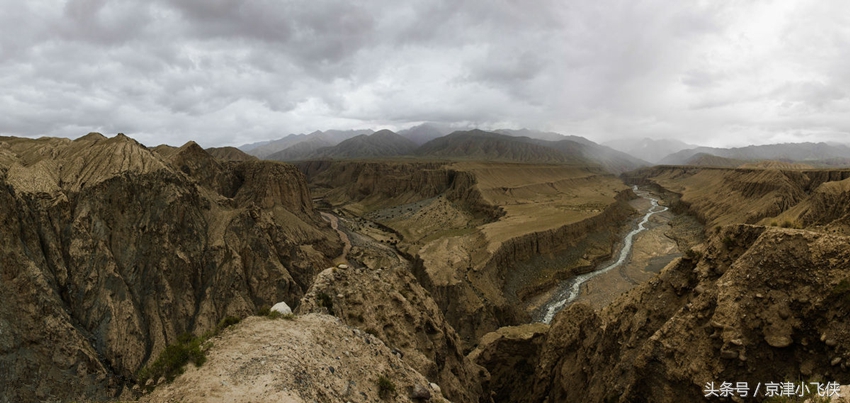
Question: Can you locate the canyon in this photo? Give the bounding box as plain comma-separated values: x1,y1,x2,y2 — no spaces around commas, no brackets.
3,133,850,402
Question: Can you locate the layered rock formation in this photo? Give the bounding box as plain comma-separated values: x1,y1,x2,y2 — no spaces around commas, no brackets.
0,134,340,402
299,160,636,349
623,166,850,227
468,323,549,402
297,244,491,403
476,224,850,403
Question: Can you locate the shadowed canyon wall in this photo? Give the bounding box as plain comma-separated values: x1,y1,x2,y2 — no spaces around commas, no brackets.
0,135,339,401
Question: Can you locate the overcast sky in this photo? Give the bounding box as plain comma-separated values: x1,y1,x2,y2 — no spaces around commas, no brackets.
2,0,849,148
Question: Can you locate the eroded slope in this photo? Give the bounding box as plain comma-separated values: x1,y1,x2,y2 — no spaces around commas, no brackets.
0,134,340,402
141,314,448,403
480,225,850,402
299,160,636,348
624,166,850,228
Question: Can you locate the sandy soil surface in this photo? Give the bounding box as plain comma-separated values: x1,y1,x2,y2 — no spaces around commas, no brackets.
320,212,352,266
573,199,679,310
565,188,705,311
140,315,447,403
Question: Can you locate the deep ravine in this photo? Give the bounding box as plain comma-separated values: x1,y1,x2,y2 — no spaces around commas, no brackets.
540,186,669,323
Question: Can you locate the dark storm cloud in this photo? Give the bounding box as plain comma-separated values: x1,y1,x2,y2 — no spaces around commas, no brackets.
1,0,849,147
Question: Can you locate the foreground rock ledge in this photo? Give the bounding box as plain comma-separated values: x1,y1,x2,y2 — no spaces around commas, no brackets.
141,314,448,403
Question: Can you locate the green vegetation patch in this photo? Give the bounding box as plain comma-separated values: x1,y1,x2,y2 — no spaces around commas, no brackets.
831,279,850,305
268,310,296,320
137,315,242,391
377,375,396,399
317,292,335,315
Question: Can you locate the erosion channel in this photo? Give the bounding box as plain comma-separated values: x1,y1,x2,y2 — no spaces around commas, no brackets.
539,186,690,322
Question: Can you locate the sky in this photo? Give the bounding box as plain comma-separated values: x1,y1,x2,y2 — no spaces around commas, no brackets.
1,0,849,148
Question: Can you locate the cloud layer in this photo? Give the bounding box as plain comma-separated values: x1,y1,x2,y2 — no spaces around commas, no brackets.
2,0,849,147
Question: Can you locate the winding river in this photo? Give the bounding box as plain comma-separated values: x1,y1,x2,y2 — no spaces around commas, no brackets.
540,186,668,323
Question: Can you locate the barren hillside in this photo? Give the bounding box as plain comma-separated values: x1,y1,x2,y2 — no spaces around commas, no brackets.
473,224,850,402
0,134,340,401
298,159,637,347
141,314,450,403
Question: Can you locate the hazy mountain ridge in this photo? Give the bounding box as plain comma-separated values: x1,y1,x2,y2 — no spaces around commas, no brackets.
269,129,418,161
264,136,333,161
398,122,454,145
242,127,648,173
414,130,592,164
239,129,374,158
659,142,850,166
603,137,694,164
496,128,595,145
535,138,648,174
260,128,647,174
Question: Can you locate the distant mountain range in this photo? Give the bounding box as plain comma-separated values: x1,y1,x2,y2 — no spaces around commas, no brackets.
397,123,454,145
241,129,374,158
267,129,417,160
239,125,850,171
254,127,648,174
415,129,589,164
658,142,850,166
603,137,694,164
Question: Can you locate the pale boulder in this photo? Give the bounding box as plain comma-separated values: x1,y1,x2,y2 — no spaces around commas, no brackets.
271,301,292,315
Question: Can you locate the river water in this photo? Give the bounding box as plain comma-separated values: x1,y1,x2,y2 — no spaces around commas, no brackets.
540,186,669,323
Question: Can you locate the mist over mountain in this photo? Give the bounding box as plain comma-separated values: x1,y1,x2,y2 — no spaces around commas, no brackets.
265,137,334,161
603,137,694,164
240,129,374,158
398,123,454,145
659,142,850,166
233,125,850,172
253,126,646,173
293,129,418,160
495,128,596,146
414,130,592,165
528,138,648,174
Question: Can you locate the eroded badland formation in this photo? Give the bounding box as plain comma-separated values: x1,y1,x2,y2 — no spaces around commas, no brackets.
2,132,850,402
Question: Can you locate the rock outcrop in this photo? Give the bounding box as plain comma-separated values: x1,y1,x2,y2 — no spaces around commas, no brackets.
141,314,449,403
297,243,492,403
623,166,850,228
300,159,636,349
0,134,340,402
468,323,549,402
490,224,850,402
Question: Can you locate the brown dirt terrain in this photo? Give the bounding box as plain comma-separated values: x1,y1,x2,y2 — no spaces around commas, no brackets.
296,240,491,403
465,165,850,402
624,166,850,228
0,134,340,402
299,160,637,348
140,314,448,403
569,193,682,310
475,225,850,402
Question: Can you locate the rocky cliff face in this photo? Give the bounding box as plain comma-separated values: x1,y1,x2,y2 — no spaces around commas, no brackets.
468,323,549,402
296,160,455,208
623,166,850,226
484,224,850,402
141,314,449,403
412,196,636,347
297,243,492,403
0,134,339,402
299,160,636,350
